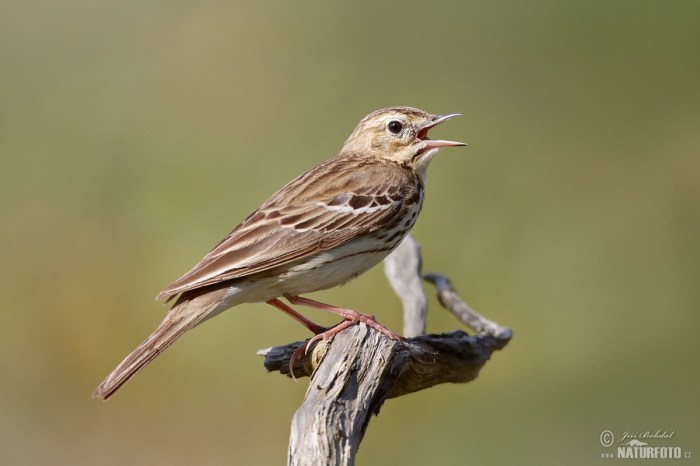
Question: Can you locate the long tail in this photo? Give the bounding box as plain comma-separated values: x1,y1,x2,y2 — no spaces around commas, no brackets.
93,288,229,400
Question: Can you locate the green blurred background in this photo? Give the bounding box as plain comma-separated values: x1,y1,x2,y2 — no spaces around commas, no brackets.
1,0,698,464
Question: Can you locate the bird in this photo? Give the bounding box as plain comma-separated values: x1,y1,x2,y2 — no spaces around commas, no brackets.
94,106,465,399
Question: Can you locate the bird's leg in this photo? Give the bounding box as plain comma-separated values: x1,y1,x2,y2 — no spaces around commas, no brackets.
266,298,328,335
286,295,404,341
267,298,351,377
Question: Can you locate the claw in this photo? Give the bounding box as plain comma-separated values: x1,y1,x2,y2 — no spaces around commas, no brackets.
287,319,357,380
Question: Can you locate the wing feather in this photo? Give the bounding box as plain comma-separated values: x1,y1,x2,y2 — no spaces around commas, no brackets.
156,155,413,301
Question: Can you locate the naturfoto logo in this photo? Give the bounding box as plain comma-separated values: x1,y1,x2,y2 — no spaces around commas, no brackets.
599,429,692,460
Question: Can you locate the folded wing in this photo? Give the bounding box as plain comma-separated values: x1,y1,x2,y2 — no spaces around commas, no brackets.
156,156,412,301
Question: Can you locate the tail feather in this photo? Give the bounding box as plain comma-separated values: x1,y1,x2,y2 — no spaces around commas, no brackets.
93,289,227,400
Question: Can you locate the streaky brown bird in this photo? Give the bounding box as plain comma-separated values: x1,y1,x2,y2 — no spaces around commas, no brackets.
94,106,465,399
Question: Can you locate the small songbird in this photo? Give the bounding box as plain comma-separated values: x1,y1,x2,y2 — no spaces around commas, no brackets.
94,106,465,399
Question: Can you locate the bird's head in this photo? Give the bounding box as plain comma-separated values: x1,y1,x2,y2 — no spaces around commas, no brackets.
341,106,465,177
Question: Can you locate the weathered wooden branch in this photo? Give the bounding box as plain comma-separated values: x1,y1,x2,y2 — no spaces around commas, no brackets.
383,234,427,338
258,234,512,466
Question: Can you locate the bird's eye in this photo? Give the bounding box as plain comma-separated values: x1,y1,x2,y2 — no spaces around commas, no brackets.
387,120,403,135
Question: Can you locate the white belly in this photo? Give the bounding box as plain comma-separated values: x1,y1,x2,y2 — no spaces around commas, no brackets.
275,239,392,294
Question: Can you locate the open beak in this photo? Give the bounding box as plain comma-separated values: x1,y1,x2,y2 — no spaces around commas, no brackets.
417,113,466,149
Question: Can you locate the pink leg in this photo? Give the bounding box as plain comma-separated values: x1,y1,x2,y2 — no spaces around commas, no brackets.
266,298,327,335
286,295,403,341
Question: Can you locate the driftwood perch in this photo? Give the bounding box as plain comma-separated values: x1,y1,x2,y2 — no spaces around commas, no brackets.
258,234,512,466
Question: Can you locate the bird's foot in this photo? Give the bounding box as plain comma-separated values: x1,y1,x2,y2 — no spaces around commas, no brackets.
285,295,404,378
288,319,355,378
286,295,403,341
272,295,403,378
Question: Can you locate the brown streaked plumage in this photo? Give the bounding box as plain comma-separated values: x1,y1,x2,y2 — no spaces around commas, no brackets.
156,156,417,302
94,106,464,399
